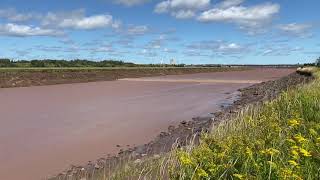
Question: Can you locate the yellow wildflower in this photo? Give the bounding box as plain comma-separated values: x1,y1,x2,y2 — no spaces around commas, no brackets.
197,169,208,178
281,169,303,179
309,128,318,136
291,145,299,150
299,148,312,157
281,168,293,177
264,148,280,156
294,134,307,143
245,147,253,157
288,119,300,127
233,174,245,180
291,149,300,159
179,153,192,165
286,138,296,144
288,160,298,166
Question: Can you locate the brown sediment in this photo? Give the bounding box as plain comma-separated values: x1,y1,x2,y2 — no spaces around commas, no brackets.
0,67,246,88
0,68,297,180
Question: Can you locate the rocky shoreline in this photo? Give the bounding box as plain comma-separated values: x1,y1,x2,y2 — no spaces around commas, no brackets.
49,72,313,180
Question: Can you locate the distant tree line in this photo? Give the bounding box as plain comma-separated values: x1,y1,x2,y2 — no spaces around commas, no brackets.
0,59,186,68
302,57,320,67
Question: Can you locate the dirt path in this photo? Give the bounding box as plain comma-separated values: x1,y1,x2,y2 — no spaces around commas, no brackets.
0,68,294,180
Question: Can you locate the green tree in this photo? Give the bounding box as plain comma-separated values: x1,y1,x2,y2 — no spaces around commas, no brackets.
316,57,320,67
30,60,45,67
0,58,12,67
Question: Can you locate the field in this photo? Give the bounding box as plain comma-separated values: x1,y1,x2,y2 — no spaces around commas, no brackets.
0,67,246,88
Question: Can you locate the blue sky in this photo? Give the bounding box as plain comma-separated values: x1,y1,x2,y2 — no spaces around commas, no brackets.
0,0,319,64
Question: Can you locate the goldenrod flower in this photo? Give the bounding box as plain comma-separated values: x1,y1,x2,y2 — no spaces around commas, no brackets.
288,119,300,127
299,148,312,157
291,145,299,150
263,148,280,156
233,173,245,180
294,134,307,143
286,138,296,144
178,153,193,165
245,147,253,157
288,160,298,166
197,169,208,178
281,168,293,177
291,149,300,159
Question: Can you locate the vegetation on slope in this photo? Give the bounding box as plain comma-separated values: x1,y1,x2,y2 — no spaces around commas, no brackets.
170,68,320,179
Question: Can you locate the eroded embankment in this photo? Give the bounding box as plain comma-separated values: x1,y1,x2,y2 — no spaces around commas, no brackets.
50,72,313,180
0,67,245,88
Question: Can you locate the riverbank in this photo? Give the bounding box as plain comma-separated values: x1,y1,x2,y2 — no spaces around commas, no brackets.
0,67,246,88
49,70,314,180
169,69,319,179
1,68,294,180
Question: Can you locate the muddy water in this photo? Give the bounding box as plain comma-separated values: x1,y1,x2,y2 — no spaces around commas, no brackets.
0,68,293,180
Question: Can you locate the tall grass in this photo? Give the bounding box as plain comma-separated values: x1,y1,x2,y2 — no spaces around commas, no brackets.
170,70,320,179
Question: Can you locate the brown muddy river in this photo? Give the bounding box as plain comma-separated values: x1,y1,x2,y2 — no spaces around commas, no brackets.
0,68,293,180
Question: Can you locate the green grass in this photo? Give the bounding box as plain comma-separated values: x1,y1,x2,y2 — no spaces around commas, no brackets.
170,69,320,180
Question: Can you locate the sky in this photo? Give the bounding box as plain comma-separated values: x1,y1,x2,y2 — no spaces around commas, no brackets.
0,0,319,64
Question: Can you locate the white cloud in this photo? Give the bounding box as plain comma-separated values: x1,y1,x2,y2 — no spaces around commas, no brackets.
217,0,244,9
261,45,303,56
168,0,210,9
42,10,119,30
91,46,115,53
198,3,280,27
0,8,36,22
0,23,62,37
114,0,151,6
184,49,210,57
138,48,158,57
59,15,114,30
172,10,196,19
218,43,243,52
155,0,210,19
163,47,176,53
277,23,312,36
126,25,149,35
185,40,248,56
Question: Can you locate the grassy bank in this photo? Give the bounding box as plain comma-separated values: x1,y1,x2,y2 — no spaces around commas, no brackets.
169,69,320,179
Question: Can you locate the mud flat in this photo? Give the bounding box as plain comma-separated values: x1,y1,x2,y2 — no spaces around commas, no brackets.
0,67,245,88
0,68,296,180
